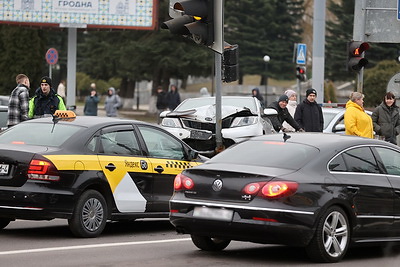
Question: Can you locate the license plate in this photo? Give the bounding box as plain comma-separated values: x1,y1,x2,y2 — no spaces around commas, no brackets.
193,206,233,221
0,164,9,175
190,130,212,140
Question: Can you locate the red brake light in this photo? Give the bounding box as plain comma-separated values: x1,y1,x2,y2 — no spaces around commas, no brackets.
261,181,298,198
27,158,60,181
174,173,194,191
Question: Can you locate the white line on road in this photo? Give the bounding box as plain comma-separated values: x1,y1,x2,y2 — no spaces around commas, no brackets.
0,238,191,256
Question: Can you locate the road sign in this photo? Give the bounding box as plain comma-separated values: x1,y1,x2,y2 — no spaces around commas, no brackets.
296,43,307,65
46,48,58,65
398,0,400,20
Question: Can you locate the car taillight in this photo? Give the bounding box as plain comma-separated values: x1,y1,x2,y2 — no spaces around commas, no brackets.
261,181,298,198
174,173,194,191
242,181,298,199
27,158,60,181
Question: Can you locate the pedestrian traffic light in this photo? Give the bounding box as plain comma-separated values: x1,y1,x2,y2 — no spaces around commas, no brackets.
296,66,306,81
223,44,239,83
347,41,370,72
161,0,215,47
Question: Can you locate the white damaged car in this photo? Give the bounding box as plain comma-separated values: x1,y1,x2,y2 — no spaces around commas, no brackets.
160,96,276,156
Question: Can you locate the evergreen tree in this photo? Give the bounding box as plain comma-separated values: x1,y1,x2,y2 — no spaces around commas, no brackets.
0,25,47,94
224,0,304,82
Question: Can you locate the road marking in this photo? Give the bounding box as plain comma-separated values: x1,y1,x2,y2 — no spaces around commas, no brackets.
0,238,191,256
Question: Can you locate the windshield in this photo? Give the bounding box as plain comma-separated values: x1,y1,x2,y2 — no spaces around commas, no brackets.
211,139,319,169
177,97,257,112
0,123,84,147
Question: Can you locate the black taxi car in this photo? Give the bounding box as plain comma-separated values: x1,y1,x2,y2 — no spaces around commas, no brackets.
0,111,206,237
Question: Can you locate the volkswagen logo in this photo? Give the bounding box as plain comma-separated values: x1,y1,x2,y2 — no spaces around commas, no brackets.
212,179,223,192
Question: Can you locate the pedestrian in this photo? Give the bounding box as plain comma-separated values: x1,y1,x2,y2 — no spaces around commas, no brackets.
84,88,99,116
251,87,265,108
344,92,373,138
268,94,303,133
28,76,66,119
156,86,168,123
104,87,122,117
7,74,30,127
167,84,181,110
294,88,324,132
282,89,297,132
199,87,210,97
372,91,400,144
57,79,66,102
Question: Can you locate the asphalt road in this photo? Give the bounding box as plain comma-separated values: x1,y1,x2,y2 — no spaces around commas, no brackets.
1,219,400,266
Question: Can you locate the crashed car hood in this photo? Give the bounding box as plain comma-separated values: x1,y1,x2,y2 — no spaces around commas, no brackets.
166,105,256,122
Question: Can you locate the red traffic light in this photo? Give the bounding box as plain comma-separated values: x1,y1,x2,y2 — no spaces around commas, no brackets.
296,66,306,81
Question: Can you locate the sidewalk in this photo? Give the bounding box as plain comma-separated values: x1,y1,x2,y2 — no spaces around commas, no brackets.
73,104,157,123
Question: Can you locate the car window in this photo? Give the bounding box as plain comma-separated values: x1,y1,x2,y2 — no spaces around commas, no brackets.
210,140,319,169
375,147,400,176
99,130,141,156
328,154,347,172
323,112,338,130
138,126,185,160
0,123,83,146
340,147,380,173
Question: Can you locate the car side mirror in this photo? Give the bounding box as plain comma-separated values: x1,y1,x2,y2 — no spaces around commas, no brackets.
263,108,278,116
187,149,199,161
333,124,345,132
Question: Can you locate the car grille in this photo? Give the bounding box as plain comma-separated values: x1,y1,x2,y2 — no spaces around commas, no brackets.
181,118,233,133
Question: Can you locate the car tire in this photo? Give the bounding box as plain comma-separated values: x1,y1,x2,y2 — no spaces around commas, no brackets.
305,206,350,263
191,235,231,251
0,218,11,229
68,190,108,238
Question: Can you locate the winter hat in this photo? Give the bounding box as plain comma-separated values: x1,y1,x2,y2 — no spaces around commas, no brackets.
278,94,289,103
284,89,296,98
306,88,317,97
40,76,52,87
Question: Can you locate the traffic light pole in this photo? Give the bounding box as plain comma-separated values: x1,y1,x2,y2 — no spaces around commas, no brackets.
214,0,224,153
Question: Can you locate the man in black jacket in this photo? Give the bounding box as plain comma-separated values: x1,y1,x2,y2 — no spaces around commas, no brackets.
294,88,324,132
268,95,302,132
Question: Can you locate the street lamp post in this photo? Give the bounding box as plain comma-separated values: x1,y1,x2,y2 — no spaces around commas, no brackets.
263,55,270,106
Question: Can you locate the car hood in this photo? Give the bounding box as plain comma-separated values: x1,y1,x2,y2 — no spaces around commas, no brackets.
166,105,256,122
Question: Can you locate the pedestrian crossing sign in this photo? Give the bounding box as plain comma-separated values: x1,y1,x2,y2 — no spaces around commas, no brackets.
296,43,307,65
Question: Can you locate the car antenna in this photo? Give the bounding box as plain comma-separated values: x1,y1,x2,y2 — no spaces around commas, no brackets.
283,132,291,142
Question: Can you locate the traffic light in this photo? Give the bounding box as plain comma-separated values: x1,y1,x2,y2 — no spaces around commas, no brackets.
296,66,306,81
347,41,370,72
223,44,239,83
161,0,215,47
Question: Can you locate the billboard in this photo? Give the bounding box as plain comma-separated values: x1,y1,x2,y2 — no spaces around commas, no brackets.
0,0,157,30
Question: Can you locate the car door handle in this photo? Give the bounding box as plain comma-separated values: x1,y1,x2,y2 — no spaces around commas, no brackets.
105,163,116,171
347,186,359,193
154,166,164,173
395,190,400,196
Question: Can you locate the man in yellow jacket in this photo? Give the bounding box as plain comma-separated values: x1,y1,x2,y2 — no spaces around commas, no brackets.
344,92,373,138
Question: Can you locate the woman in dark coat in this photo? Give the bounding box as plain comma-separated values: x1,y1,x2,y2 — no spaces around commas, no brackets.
167,84,181,110
372,91,400,144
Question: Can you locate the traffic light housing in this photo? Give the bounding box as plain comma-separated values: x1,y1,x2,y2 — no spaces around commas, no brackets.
296,66,306,81
223,44,239,83
162,0,215,47
347,41,370,72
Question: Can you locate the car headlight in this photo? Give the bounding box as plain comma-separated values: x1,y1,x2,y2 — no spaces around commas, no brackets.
161,118,182,128
231,117,258,127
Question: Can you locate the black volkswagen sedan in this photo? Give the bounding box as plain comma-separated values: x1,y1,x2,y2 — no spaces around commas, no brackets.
170,133,400,263
0,112,206,237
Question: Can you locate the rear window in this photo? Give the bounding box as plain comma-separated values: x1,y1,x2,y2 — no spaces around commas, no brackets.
0,123,83,146
210,140,319,169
